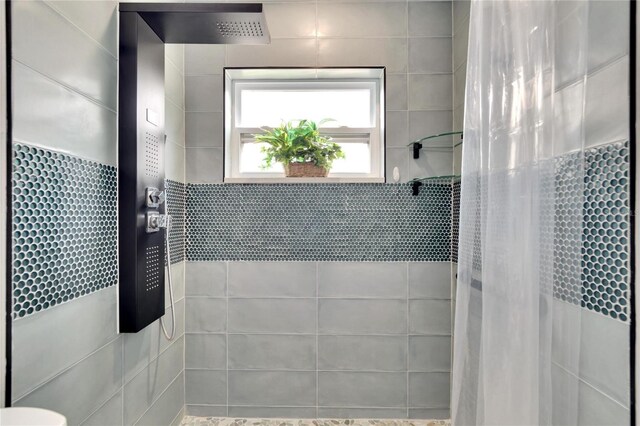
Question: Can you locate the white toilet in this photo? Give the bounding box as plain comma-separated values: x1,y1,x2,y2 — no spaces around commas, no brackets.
0,407,67,426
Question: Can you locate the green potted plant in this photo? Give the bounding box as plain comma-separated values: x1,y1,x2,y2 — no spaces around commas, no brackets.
254,119,345,177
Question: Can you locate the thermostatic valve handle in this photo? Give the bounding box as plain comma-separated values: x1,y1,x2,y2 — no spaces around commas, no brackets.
146,187,166,208
146,212,172,233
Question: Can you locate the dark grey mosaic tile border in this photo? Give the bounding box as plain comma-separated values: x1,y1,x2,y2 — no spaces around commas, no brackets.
166,179,186,264
12,143,118,319
186,183,453,262
451,180,460,264
554,141,630,322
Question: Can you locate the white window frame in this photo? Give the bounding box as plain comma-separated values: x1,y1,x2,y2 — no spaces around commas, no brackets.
224,68,386,183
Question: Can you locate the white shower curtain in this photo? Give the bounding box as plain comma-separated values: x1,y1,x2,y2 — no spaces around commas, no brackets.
452,1,589,424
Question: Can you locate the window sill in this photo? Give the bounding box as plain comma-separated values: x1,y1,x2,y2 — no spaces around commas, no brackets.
223,177,386,184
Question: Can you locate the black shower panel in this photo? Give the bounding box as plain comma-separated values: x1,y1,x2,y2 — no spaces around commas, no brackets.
118,11,166,333
117,2,270,333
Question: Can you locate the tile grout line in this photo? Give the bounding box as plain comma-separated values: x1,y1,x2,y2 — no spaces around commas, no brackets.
185,368,451,374
185,331,452,337
12,334,121,403
11,138,116,175
182,197,188,422
226,260,230,416
315,0,319,69
169,405,185,426
121,321,125,426
41,0,117,60
405,0,410,178
316,261,320,418
406,261,410,419
12,58,117,114
552,361,630,411
77,380,122,425
133,370,184,426
125,335,185,396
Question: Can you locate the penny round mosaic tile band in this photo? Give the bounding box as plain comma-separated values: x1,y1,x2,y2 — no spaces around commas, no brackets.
186,182,454,262
12,143,118,319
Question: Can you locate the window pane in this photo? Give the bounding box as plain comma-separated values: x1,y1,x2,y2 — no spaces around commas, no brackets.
330,142,371,174
239,142,283,173
240,140,371,175
239,89,372,128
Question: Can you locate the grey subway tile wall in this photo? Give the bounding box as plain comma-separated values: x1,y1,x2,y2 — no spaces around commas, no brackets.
186,147,224,184
186,370,228,406
186,298,227,333
186,334,227,370
408,373,451,411
12,1,117,109
386,111,409,150
184,261,452,418
450,0,465,328
409,1,453,37
10,1,187,424
452,0,468,177
228,298,316,334
229,407,317,419
135,374,185,426
408,263,451,299
123,337,185,425
12,61,118,166
409,300,452,335
319,299,408,335
11,287,118,400
318,372,407,408
317,263,407,298
80,392,123,426
318,336,407,371
123,299,186,383
43,0,118,57
186,261,227,296
318,408,408,420
584,56,630,149
408,336,452,372
228,334,316,370
229,371,317,407
409,111,454,145
228,262,316,297
14,338,123,426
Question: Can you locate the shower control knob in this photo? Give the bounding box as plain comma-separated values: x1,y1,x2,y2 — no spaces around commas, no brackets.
146,211,161,233
146,211,172,233
145,187,165,208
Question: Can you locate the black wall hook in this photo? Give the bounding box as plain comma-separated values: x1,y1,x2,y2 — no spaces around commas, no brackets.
412,142,422,159
412,181,423,196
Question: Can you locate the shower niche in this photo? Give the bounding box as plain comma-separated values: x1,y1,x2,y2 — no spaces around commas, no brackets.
117,3,270,333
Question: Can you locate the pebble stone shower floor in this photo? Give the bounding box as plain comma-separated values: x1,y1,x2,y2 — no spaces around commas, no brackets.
181,417,451,426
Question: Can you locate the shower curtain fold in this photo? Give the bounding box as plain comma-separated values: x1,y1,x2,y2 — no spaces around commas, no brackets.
452,1,589,424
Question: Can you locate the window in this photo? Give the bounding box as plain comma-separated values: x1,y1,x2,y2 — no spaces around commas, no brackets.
224,68,385,182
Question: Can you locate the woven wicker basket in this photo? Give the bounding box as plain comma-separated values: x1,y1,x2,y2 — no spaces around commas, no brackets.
284,161,329,177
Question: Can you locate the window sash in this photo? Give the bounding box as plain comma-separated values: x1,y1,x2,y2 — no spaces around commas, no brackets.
224,70,385,181
234,80,378,129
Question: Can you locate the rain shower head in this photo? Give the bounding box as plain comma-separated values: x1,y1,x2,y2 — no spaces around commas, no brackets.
119,3,271,44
